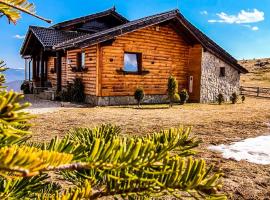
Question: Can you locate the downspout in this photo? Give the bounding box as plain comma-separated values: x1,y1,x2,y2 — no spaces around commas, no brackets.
24,59,27,81
28,58,32,81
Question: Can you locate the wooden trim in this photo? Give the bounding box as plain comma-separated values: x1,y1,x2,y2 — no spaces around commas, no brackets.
116,68,149,75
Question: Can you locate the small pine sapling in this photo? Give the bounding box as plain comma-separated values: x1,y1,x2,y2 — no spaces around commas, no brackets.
217,93,225,105
167,75,180,107
230,92,239,104
134,87,145,108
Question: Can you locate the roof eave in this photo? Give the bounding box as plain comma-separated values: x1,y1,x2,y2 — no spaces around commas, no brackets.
20,29,33,56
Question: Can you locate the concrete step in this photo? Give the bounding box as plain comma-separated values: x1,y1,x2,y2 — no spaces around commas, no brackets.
37,90,56,101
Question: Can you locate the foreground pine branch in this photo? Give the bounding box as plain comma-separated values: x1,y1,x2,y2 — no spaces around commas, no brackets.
0,0,51,23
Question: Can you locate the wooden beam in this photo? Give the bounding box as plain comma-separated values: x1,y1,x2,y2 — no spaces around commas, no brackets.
40,50,45,87
32,56,36,80
28,58,32,81
45,55,48,82
56,51,62,92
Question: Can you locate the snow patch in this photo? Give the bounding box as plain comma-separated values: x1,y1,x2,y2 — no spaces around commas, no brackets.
209,135,270,165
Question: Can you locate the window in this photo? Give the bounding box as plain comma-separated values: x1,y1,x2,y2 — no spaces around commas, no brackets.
220,67,225,77
124,52,142,72
77,51,86,69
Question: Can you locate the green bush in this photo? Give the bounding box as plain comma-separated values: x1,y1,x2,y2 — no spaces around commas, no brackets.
134,87,145,107
230,92,239,104
60,78,85,103
179,89,189,104
217,93,225,105
167,75,179,107
20,81,31,94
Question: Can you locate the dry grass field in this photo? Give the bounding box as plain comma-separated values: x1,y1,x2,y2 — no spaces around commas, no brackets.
30,97,270,199
240,58,270,87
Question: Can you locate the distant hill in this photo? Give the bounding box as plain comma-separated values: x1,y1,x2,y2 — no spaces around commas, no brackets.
239,58,270,87
4,80,23,92
3,68,24,83
2,68,24,92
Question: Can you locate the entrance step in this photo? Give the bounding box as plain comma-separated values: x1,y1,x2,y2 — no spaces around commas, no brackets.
37,90,56,101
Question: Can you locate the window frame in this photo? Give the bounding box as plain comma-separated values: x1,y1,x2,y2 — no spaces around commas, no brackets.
219,67,226,77
76,51,86,69
123,52,142,74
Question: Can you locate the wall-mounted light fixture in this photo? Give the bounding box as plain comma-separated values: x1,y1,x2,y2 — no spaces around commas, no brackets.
67,59,72,65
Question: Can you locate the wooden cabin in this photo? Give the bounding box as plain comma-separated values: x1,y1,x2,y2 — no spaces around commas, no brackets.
21,8,248,105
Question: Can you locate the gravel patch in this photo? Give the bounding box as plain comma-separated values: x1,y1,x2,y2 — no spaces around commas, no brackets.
23,95,62,114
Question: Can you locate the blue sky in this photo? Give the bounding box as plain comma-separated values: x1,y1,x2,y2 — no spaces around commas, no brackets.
1,0,270,69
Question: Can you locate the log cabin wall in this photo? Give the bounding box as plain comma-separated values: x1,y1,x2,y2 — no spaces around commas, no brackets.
98,24,196,97
66,46,97,96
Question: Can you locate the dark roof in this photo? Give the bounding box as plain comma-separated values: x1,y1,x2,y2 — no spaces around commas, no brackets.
29,26,88,48
53,9,247,73
20,26,89,55
54,10,178,49
52,7,129,29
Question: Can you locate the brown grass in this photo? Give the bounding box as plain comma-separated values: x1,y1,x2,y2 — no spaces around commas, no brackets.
30,97,270,199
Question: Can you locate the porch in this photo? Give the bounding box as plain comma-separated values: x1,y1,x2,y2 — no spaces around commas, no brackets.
23,50,64,94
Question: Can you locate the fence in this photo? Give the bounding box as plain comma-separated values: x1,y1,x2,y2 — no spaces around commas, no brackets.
240,86,270,98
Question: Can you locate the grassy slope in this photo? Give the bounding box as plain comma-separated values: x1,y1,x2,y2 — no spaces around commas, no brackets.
239,58,270,87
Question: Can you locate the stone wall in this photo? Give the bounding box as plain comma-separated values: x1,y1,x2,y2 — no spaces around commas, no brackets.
200,51,240,103
85,95,168,106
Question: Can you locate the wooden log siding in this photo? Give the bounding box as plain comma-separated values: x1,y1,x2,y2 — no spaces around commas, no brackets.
47,57,57,87
66,46,97,96
99,24,194,97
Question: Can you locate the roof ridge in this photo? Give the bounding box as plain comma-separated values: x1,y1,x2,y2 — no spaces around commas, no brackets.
30,25,88,35
51,7,128,29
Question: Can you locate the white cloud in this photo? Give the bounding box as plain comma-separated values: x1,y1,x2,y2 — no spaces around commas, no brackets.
13,34,25,39
200,10,208,15
208,9,264,24
243,24,259,31
252,26,259,31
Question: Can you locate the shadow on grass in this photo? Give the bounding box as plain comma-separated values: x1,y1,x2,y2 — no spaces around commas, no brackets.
110,105,170,110
135,107,170,110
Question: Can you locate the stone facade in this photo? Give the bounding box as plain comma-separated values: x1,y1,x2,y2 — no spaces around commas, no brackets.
200,51,240,103
85,95,168,106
